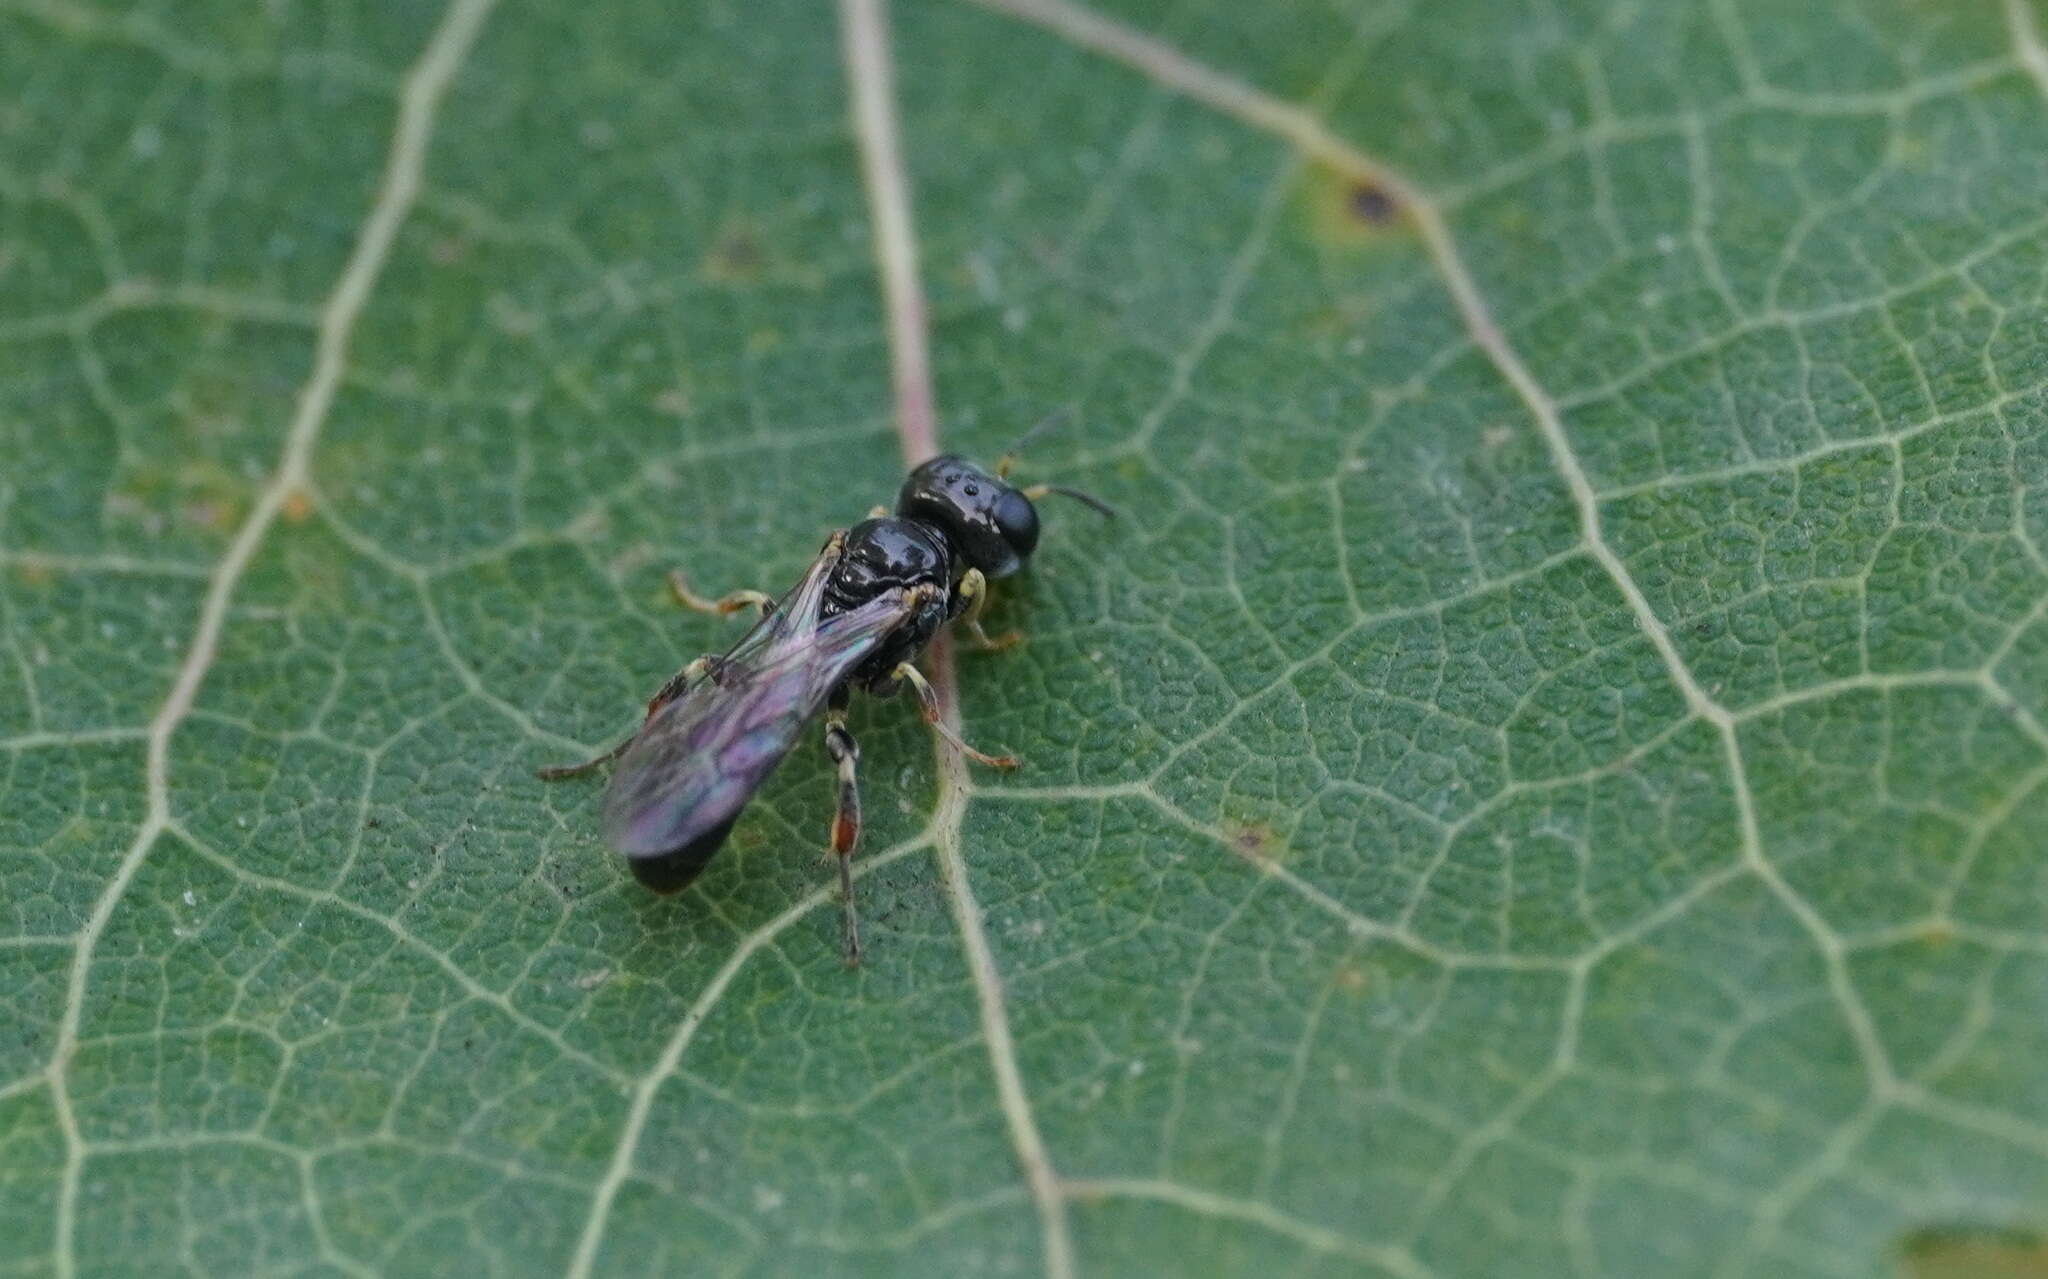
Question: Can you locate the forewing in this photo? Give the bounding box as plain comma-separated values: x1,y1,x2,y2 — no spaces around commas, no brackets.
600,588,914,860
699,531,844,670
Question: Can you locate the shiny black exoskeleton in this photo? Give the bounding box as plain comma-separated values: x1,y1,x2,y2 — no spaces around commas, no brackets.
541,445,1100,965
895,454,1041,578
823,517,951,690
826,454,1042,690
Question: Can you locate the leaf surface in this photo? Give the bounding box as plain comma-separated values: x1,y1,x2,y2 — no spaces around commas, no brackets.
4,0,2048,1275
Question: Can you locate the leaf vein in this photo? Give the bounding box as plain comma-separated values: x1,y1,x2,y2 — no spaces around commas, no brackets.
36,0,499,1272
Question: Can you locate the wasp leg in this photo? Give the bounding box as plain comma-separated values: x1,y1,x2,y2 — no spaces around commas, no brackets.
536,655,715,779
954,568,1022,653
667,569,775,619
890,662,1021,769
823,704,865,966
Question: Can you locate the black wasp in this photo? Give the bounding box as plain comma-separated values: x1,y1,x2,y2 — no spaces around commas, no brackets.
540,443,1109,964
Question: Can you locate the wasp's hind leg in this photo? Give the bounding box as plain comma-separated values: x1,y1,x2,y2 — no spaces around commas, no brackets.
954,569,1022,653
667,569,775,619
536,655,718,779
890,662,1021,769
822,697,865,966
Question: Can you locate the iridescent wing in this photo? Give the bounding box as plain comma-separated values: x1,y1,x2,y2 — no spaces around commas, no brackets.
599,543,917,874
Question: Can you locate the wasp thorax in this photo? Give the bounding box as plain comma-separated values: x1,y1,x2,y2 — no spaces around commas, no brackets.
827,516,953,691
895,454,1041,579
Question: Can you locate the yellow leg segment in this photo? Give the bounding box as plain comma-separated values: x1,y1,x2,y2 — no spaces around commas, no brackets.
667,570,774,619
891,662,1020,769
955,568,1022,652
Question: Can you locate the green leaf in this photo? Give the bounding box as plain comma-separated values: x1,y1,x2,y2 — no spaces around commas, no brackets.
5,0,2048,1275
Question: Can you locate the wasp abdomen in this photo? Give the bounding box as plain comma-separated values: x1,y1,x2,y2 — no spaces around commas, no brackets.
628,814,740,893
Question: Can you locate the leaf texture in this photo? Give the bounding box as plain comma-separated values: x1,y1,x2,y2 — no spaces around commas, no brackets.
4,0,2048,1275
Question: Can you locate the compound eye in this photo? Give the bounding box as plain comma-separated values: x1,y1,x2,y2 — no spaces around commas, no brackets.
992,488,1040,561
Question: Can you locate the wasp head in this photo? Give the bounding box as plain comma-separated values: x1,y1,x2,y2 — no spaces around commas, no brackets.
894,454,1040,579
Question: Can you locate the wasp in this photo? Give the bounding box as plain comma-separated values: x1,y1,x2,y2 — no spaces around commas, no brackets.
540,444,1109,963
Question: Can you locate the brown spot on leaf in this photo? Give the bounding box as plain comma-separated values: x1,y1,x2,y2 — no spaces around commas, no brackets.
281,490,313,524
1899,1225,2048,1279
704,225,765,284
1303,168,1412,254
1347,182,1398,226
1221,819,1284,867
15,561,54,587
1334,963,1369,993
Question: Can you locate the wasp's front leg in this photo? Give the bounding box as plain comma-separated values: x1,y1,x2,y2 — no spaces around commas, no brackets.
953,568,1022,653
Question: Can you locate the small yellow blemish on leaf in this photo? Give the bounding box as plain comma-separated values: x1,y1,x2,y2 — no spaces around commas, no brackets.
1302,167,1414,251
1898,1224,2048,1279
1301,299,1373,341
